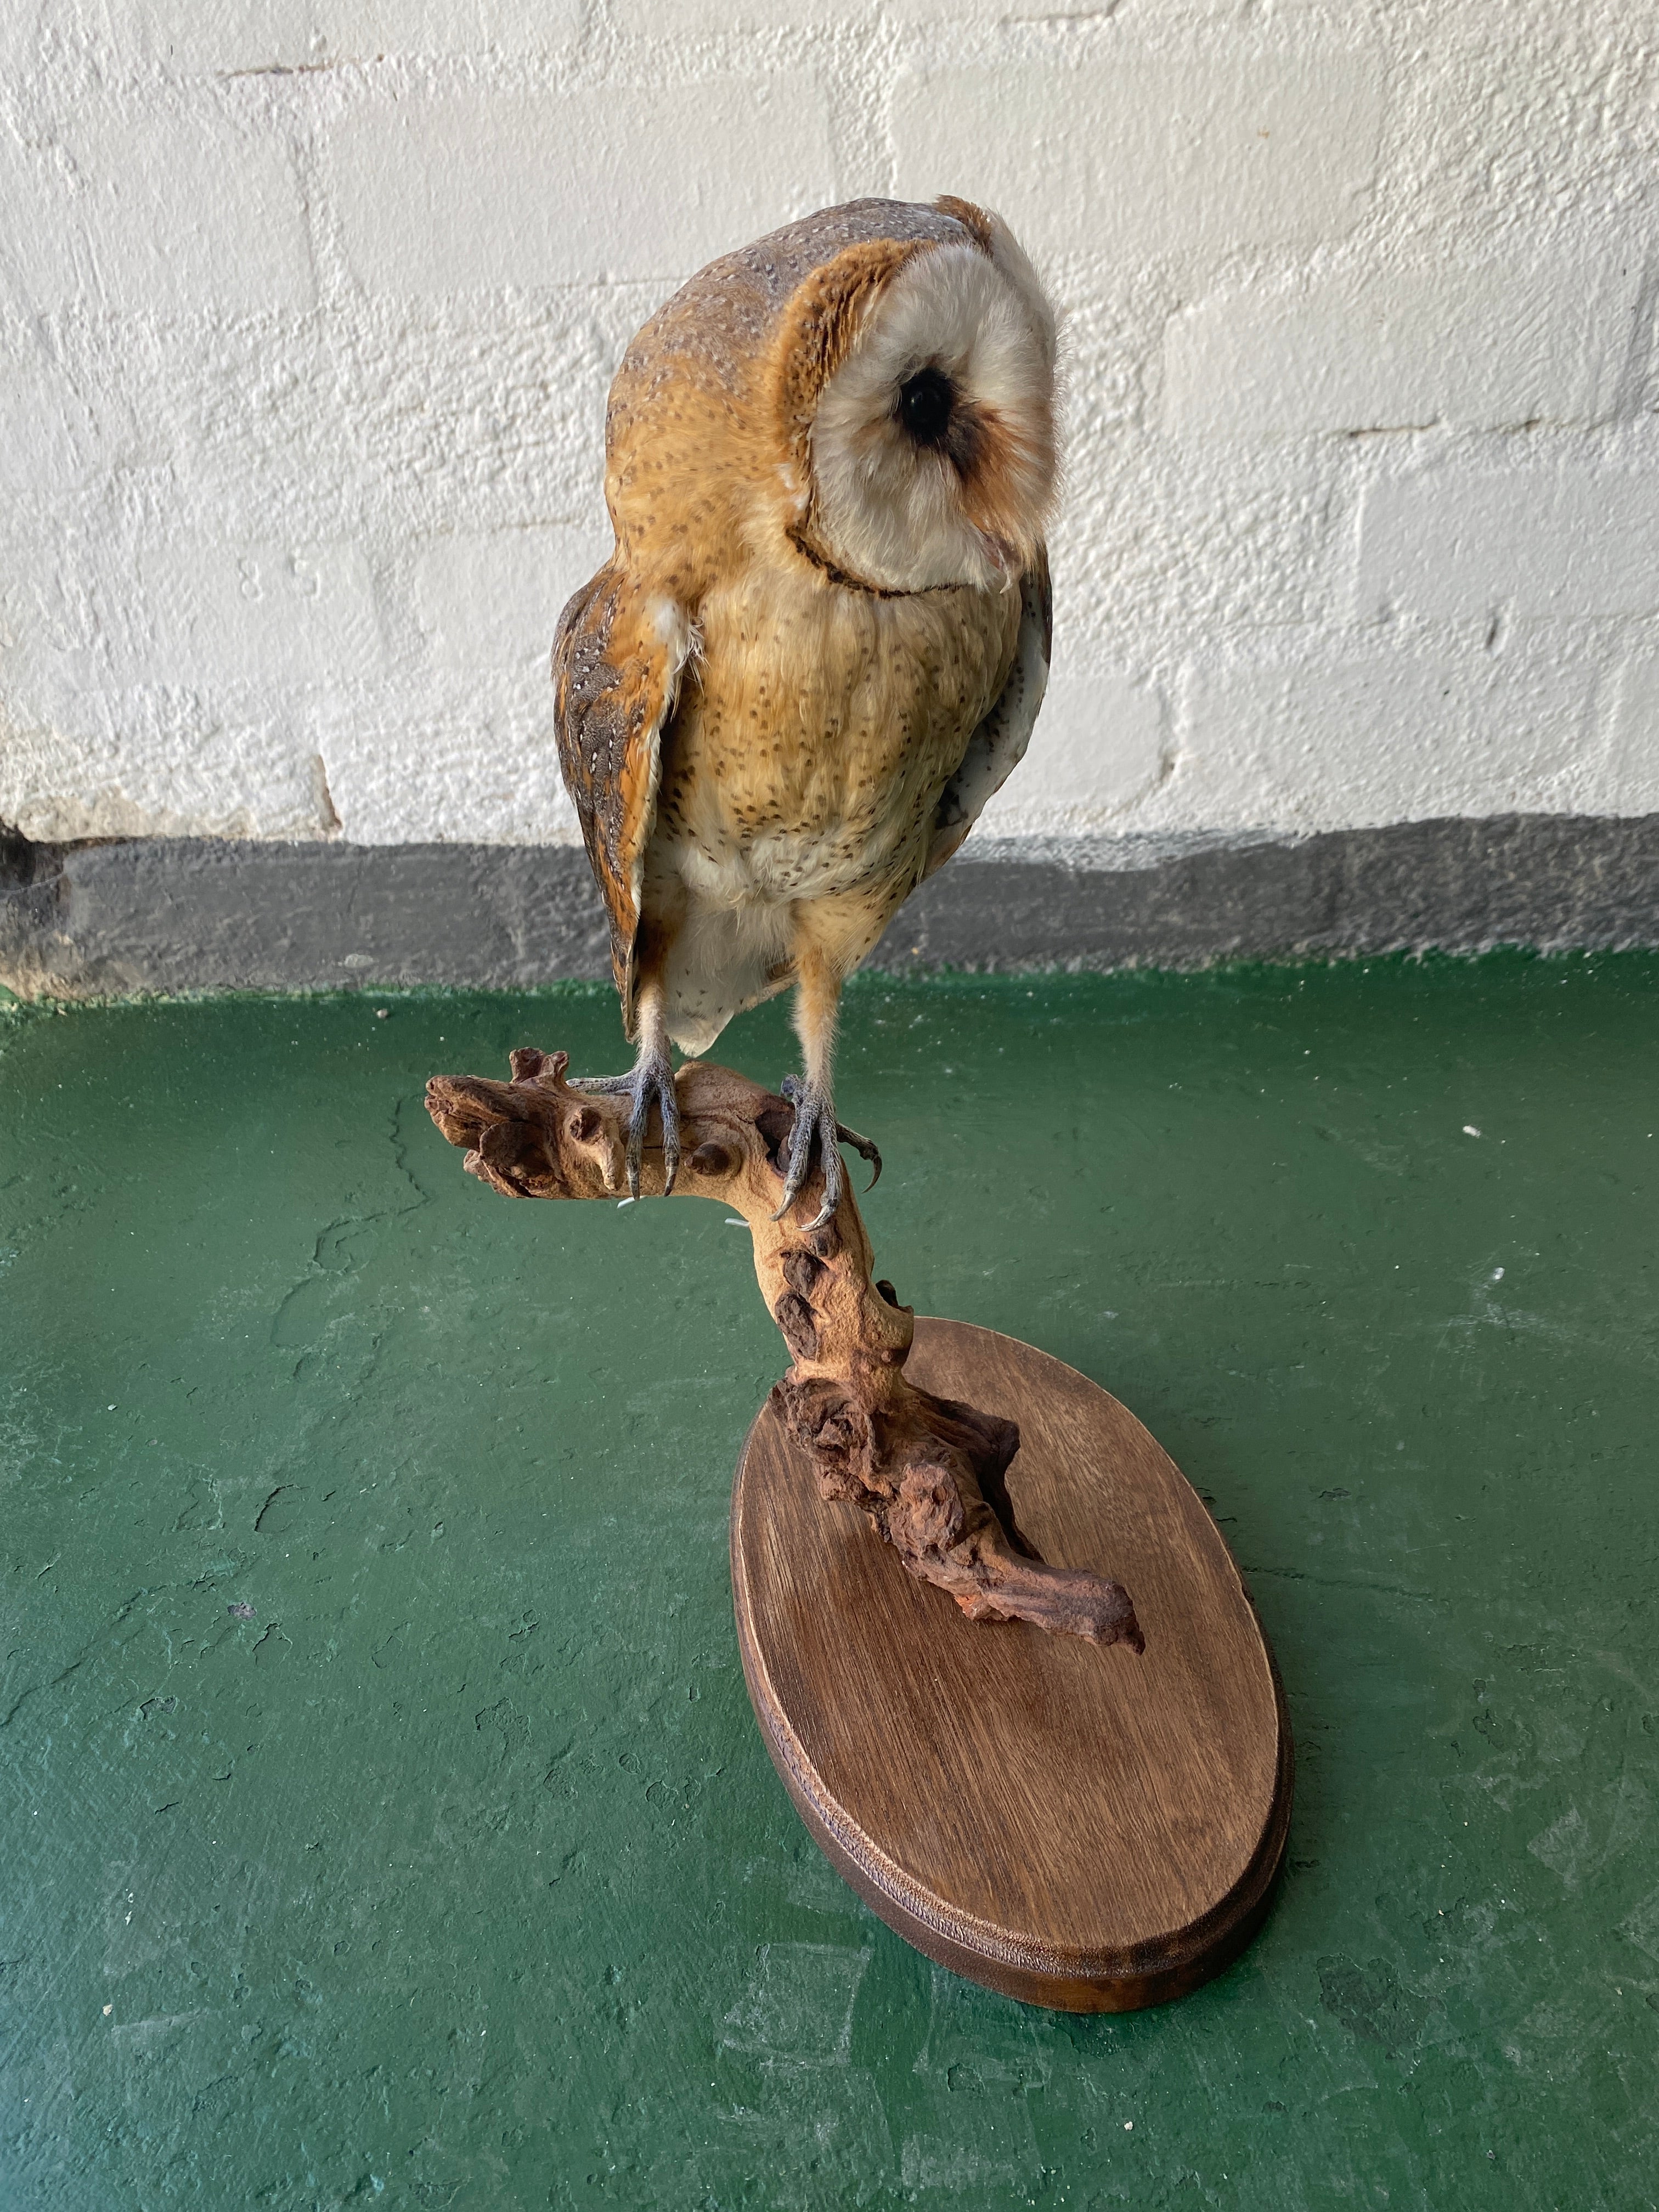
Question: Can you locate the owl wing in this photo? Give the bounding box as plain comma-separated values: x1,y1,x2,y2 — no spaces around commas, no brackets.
552,563,693,1031
922,549,1053,879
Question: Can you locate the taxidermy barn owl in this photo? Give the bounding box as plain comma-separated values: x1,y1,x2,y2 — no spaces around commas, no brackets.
552,195,1057,1231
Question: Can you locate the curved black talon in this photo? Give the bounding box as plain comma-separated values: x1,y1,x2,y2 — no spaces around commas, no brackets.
834,1118,882,1192
773,1075,868,1233
571,1054,680,1198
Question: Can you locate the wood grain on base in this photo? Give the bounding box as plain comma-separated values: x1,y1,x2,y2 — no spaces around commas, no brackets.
732,1318,1293,2012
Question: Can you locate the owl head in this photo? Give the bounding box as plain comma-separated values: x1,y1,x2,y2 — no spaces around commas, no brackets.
775,198,1059,596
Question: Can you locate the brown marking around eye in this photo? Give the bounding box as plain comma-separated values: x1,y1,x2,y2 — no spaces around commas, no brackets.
955,402,1057,568
944,399,986,484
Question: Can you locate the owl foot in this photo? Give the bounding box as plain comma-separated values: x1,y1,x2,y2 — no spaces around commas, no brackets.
772,1075,882,1234
569,1052,681,1199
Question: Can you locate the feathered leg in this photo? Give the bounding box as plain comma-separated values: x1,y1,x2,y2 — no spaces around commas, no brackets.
774,937,880,1233
571,960,680,1200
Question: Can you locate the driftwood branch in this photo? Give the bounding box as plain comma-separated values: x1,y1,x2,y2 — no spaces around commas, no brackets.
425,1050,1142,1649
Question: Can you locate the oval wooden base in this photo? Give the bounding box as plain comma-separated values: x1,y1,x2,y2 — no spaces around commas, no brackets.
732,1319,1293,2012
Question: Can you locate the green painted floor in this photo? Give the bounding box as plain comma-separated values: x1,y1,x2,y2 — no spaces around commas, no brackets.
3,956,1657,2211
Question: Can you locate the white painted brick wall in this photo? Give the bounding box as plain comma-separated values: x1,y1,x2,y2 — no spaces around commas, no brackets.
3,117,315,317
1,0,1656,851
979,672,1167,837
2,714,330,843
134,543,384,689
127,2,586,71
1357,472,1659,621
1166,647,1602,832
1164,256,1641,440
313,681,576,844
326,79,839,295
890,45,1384,264
0,360,95,496
413,526,613,674
611,0,842,29
1602,657,1659,815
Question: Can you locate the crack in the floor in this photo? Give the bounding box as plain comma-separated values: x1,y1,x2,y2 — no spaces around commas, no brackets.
1,1588,151,1729
1244,1566,1435,1603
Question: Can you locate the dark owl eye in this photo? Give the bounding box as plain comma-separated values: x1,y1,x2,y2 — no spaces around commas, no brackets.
897,366,955,448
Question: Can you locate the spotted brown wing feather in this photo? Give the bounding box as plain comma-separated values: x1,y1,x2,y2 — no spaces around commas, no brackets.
923,549,1053,879
552,564,691,1031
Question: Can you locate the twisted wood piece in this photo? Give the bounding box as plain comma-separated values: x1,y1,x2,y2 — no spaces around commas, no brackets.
425,1049,1142,1649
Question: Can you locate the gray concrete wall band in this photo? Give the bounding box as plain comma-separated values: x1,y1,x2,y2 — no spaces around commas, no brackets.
4,817,1658,1000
